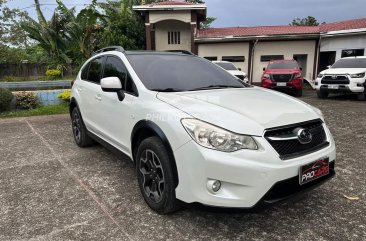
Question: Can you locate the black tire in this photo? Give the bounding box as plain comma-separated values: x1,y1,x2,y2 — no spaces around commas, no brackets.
294,88,303,97
357,92,366,101
317,90,329,99
136,136,180,214
71,107,94,147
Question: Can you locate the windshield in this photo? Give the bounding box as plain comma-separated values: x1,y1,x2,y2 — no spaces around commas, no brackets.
127,54,247,92
215,62,237,71
267,61,298,69
332,58,366,68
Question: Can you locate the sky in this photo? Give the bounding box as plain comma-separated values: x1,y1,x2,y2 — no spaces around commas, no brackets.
4,0,366,27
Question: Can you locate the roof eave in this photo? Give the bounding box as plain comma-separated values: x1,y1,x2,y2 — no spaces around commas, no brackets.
195,33,320,43
321,28,366,37
133,4,207,11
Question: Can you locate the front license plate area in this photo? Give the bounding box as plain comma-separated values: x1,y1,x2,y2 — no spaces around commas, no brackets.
299,158,329,185
277,82,287,87
328,85,338,89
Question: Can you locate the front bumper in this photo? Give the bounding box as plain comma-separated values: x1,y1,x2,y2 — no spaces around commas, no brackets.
173,124,336,208
315,78,365,93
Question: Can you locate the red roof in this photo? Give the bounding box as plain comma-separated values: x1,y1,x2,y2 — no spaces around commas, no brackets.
197,18,366,39
320,18,366,32
146,1,196,6
197,25,320,38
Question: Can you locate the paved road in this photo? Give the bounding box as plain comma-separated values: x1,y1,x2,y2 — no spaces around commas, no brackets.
0,90,365,240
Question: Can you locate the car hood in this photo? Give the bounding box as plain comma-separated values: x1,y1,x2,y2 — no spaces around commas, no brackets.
227,70,247,76
264,69,299,74
156,87,319,136
320,68,366,75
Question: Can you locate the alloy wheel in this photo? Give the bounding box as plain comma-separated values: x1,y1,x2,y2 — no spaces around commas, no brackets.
72,111,82,143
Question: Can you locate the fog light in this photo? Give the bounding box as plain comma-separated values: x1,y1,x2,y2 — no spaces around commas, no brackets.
212,180,221,192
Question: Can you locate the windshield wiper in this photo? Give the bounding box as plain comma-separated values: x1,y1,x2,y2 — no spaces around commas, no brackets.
188,85,243,91
151,88,183,92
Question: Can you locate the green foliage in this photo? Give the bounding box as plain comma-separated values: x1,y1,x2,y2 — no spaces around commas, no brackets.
57,90,71,104
290,16,320,26
0,104,68,118
15,91,39,110
201,17,216,29
45,69,62,79
0,87,13,112
0,45,28,63
99,0,145,50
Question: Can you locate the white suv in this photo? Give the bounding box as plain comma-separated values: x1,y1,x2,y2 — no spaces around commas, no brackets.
316,56,366,100
70,46,336,214
213,61,249,83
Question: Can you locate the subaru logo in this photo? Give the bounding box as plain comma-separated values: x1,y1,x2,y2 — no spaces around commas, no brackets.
331,75,337,79
294,128,312,144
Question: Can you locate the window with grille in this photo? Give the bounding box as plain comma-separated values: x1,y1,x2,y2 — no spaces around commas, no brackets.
168,31,181,45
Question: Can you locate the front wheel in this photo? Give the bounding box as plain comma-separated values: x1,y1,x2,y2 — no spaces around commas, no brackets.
357,92,366,101
294,88,303,97
317,90,329,99
136,136,180,214
71,107,94,147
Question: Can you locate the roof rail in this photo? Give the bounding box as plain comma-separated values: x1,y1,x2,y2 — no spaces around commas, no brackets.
165,50,195,55
93,46,125,56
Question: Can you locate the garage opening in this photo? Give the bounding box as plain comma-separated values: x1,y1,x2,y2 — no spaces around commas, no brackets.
318,51,336,73
293,54,308,78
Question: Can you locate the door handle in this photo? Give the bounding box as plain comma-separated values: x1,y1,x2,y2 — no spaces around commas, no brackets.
95,95,102,101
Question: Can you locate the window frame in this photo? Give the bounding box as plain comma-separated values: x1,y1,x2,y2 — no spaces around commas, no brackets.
81,56,105,85
260,55,284,62
168,31,181,45
341,49,365,58
222,56,245,62
102,54,139,97
204,56,218,61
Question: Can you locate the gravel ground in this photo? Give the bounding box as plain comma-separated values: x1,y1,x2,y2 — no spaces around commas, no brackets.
0,89,365,241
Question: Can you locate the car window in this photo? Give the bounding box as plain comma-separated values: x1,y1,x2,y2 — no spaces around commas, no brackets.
267,61,298,69
126,54,246,92
81,62,90,80
215,62,237,71
87,57,104,84
103,56,136,94
332,58,366,68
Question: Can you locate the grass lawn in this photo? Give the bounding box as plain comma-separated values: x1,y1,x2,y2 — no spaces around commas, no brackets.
0,104,69,118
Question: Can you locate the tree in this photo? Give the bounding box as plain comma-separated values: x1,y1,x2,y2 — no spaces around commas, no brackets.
290,16,320,26
201,17,216,29
99,0,146,50
0,0,29,47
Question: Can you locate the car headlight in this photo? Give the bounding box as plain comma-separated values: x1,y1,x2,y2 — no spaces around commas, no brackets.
181,118,258,152
263,74,270,79
350,72,365,78
317,73,324,78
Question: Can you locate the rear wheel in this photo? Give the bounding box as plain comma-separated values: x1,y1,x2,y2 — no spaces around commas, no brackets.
71,107,94,147
136,136,180,214
317,90,329,99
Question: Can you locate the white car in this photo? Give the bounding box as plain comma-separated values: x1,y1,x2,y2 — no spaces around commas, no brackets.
70,46,336,214
316,56,366,100
213,61,249,83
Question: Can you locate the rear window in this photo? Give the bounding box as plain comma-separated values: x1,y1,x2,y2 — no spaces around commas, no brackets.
332,58,366,68
214,62,237,71
267,61,298,70
87,57,104,84
126,54,246,91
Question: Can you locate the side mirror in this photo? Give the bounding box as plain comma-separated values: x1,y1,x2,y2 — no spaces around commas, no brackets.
263,67,266,71
327,65,332,69
238,68,242,71
101,77,125,101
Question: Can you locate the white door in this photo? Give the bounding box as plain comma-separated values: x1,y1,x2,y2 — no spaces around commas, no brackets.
95,56,139,154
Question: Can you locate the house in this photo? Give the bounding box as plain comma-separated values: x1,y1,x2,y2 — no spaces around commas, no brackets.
133,1,366,84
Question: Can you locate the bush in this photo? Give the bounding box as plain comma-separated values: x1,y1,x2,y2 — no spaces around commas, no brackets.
15,92,39,110
0,88,13,112
57,90,71,104
45,69,62,79
1,76,17,82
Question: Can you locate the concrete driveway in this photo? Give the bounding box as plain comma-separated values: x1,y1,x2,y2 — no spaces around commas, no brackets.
0,90,365,240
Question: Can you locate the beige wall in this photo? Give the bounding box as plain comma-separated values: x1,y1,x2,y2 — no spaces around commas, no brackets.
197,42,250,73
150,11,191,24
252,40,316,83
155,20,191,51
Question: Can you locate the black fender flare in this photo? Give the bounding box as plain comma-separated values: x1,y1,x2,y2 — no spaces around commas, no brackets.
131,120,179,187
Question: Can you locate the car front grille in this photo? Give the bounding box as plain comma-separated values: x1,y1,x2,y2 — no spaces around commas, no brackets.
271,74,293,82
321,75,350,84
264,119,329,160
